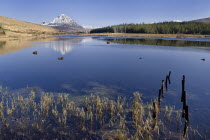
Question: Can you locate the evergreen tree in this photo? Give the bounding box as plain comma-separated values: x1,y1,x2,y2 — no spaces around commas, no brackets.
90,22,210,35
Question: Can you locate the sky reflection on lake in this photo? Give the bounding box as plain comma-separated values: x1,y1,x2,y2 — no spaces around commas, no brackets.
0,35,210,137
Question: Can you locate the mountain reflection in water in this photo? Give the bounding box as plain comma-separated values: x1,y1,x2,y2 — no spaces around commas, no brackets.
42,37,93,55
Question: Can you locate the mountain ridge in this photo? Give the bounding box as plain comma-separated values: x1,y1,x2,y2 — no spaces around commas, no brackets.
190,17,210,24
43,14,86,33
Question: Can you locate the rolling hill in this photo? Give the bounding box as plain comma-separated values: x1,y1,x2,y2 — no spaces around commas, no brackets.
191,17,210,24
0,16,64,38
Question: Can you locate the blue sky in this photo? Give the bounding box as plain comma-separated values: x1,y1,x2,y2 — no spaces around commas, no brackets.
1,0,210,27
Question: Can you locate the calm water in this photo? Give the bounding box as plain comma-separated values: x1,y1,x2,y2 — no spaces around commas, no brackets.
1,35,210,137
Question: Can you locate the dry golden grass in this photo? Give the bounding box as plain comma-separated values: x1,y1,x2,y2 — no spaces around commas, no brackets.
0,16,65,38
80,33,210,38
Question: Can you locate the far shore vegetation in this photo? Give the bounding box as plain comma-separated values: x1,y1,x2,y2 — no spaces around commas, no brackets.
81,32,210,39
90,22,210,36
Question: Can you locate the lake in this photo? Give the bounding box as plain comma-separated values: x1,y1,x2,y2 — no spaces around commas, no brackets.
0,35,210,138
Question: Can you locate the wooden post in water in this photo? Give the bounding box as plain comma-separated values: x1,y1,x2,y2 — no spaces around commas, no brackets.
168,71,171,84
165,76,168,91
161,80,164,98
152,101,159,130
183,121,189,138
181,75,185,102
185,105,189,122
168,76,171,84
179,75,189,138
182,91,187,118
158,89,161,106
153,101,158,119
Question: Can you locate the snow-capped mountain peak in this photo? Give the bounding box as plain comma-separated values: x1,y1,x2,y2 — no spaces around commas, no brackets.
173,20,182,23
51,14,74,24
43,14,90,33
82,25,95,30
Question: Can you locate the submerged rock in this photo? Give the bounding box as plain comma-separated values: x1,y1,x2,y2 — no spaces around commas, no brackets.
58,57,64,60
33,51,38,55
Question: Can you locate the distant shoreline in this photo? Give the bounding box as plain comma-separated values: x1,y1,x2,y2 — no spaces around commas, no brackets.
79,33,210,39
2,33,210,40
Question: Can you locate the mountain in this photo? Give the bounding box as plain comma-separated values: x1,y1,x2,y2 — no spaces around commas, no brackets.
191,17,210,24
43,14,85,33
173,20,182,23
82,25,96,33
0,16,63,38
82,25,95,30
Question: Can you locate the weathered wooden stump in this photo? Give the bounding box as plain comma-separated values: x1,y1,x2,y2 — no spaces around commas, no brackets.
168,71,171,84
152,101,159,119
181,75,185,102
182,91,187,118
161,80,164,98
183,120,189,137
165,76,168,91
158,89,161,106
185,105,189,122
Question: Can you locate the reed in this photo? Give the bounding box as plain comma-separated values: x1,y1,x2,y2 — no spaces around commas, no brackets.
0,86,202,139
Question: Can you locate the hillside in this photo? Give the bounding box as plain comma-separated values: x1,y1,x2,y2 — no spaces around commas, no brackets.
191,17,210,24
0,26,5,35
0,16,64,38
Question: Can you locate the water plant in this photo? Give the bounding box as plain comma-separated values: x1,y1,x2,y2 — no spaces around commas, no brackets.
0,86,203,139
